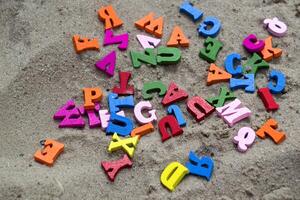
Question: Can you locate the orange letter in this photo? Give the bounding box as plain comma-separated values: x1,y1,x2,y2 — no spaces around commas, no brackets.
256,118,286,144
34,139,64,166
98,5,123,29
72,35,99,53
135,12,164,38
131,123,154,139
167,26,189,47
207,63,232,86
260,36,282,62
83,88,103,110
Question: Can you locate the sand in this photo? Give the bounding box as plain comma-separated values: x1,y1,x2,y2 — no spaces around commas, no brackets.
0,0,300,199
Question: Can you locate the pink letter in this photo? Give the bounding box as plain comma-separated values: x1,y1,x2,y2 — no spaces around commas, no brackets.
233,127,256,152
136,34,161,49
134,101,157,124
216,99,251,127
99,109,125,130
263,17,287,37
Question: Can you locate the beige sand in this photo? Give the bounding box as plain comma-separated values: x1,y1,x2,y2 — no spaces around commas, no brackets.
0,0,299,199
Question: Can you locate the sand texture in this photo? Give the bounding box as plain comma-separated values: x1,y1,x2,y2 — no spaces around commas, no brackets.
0,0,300,199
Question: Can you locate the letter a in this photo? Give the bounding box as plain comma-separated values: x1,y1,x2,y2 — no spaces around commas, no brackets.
161,82,188,106
167,26,189,47
95,51,116,77
207,63,232,86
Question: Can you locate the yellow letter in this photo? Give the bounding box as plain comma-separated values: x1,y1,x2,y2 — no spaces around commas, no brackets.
160,162,189,191
108,133,139,158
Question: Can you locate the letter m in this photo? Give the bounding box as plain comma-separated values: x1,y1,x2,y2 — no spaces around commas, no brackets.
216,99,251,127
